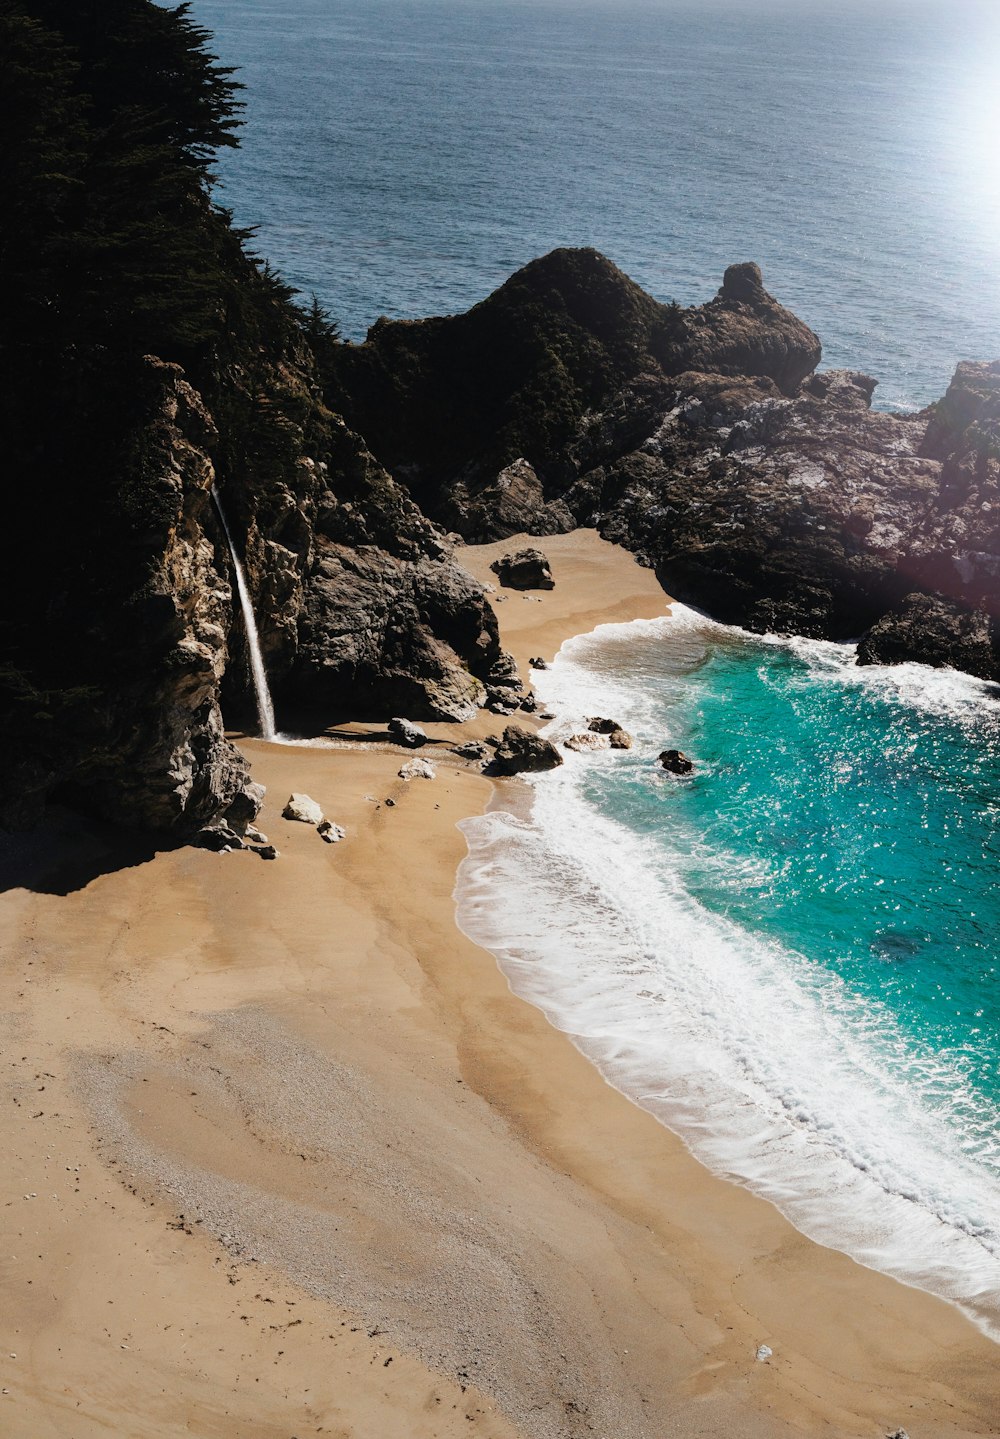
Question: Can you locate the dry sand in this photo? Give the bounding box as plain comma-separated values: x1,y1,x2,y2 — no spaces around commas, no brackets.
2,529,999,1438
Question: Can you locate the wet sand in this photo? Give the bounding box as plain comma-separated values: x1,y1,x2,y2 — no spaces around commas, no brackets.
2,530,998,1437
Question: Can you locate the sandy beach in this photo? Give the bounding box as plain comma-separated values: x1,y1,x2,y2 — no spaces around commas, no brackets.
3,529,999,1438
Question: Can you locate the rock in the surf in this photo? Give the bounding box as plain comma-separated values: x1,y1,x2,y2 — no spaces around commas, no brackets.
658,749,694,775
856,593,997,678
564,731,611,753
491,725,564,775
588,717,632,747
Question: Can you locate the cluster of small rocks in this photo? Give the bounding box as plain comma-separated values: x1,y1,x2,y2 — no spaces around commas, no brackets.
195,782,277,857
558,717,633,755
281,792,346,849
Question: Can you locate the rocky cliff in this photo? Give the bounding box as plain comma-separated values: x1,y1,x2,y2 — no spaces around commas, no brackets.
0,0,517,838
324,253,821,541
326,257,1000,680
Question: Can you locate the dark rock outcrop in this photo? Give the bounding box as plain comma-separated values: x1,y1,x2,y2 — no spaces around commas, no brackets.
857,595,999,677
490,725,564,776
659,750,694,775
490,548,555,591
597,361,1000,672
324,248,999,682
324,248,821,541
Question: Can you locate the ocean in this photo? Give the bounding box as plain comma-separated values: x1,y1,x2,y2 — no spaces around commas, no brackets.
190,0,1000,411
187,0,1000,1331
456,613,1000,1336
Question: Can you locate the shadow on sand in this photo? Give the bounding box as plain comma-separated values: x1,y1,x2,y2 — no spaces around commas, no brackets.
0,806,173,897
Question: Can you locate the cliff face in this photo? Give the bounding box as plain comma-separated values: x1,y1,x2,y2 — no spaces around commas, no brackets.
1,357,259,834
1,337,515,835
595,360,1000,665
209,343,515,726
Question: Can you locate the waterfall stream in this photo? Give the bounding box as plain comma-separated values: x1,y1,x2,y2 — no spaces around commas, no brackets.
212,487,277,740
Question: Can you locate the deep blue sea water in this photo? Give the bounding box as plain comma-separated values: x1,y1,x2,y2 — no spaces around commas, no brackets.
190,0,1000,410
184,0,1000,1329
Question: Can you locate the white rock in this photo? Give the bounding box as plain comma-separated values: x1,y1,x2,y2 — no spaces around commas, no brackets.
564,731,612,753
317,820,346,843
398,759,437,781
755,1344,772,1362
282,793,324,824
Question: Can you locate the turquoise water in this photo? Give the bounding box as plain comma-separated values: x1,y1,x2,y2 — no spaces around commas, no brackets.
188,0,1000,410
457,611,1000,1333
598,632,1000,1109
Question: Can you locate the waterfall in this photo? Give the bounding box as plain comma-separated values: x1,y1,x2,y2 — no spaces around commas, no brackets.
212,487,277,740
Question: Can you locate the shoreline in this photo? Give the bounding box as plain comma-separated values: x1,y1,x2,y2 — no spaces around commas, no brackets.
455,598,1000,1346
3,530,999,1437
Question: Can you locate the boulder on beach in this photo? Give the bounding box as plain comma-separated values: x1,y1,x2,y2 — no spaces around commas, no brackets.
283,793,324,823
399,758,437,780
658,749,694,775
490,548,555,591
317,819,346,843
388,717,428,748
529,656,549,670
491,724,564,775
564,732,611,753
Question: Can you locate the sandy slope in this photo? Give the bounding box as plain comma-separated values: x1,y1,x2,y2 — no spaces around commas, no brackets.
2,531,998,1438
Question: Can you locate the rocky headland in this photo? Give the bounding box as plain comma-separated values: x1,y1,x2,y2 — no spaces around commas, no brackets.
326,253,1000,665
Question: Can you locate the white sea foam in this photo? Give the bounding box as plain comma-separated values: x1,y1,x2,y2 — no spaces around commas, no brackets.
455,606,1000,1339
